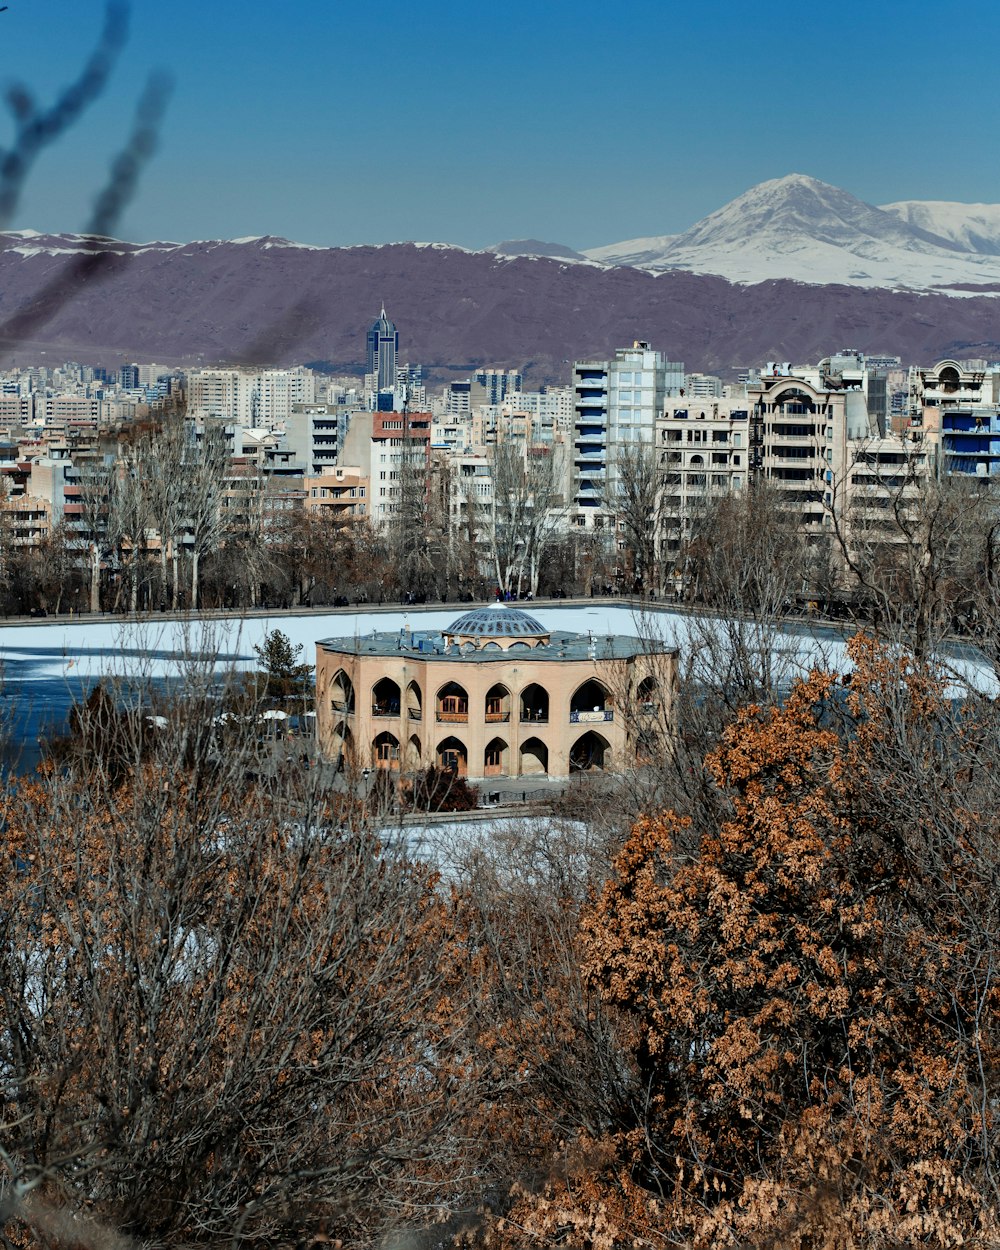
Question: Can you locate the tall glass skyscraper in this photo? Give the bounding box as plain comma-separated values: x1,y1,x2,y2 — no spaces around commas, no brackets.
366,306,399,394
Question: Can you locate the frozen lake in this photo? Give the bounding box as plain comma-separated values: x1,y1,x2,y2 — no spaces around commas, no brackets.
0,603,992,771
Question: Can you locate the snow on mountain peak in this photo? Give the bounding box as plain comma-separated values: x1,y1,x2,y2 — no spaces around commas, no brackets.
583,174,1000,290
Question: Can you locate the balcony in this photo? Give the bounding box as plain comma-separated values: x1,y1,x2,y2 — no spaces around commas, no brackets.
570,709,613,724
485,711,510,723
371,703,400,718
437,711,469,723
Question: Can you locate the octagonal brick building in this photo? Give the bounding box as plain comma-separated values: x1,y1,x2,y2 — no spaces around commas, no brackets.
315,605,676,779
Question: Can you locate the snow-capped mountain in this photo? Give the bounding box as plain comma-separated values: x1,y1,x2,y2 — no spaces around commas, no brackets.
582,175,1000,290
879,200,1000,256
582,233,680,268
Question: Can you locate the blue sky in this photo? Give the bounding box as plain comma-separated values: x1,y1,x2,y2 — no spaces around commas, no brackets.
3,0,999,249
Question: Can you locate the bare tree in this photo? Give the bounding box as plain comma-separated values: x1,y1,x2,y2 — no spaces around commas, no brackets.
76,455,122,612
488,441,562,597
826,436,996,657
0,635,478,1250
113,433,153,612
606,440,661,595
182,423,229,611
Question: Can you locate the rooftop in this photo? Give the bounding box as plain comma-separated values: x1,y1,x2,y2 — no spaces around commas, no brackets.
317,627,672,663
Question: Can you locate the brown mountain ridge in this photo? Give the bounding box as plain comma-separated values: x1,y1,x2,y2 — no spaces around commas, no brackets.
2,233,1000,379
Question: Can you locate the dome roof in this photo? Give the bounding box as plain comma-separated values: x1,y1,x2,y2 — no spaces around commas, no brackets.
445,605,548,639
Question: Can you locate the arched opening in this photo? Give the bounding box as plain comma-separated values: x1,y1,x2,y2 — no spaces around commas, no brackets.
405,680,422,723
939,365,960,393
637,675,658,714
373,731,400,769
437,735,468,777
520,682,549,724
570,730,610,773
485,683,511,723
519,736,548,776
330,669,354,714
329,720,354,771
484,736,509,777
571,679,611,723
406,733,422,770
436,682,469,723
635,725,663,765
371,677,400,718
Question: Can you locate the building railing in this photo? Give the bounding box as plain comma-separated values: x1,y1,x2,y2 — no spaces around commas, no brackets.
570,709,613,723
485,711,510,722
437,710,469,723
407,707,422,720
372,703,400,717
331,700,353,714
520,712,548,724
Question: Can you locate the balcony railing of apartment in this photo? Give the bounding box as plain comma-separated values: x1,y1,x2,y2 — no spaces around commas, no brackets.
372,703,400,717
485,711,510,723
570,709,613,724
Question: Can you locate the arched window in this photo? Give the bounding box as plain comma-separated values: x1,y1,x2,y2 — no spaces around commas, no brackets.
371,677,400,718
570,679,611,721
405,680,422,722
330,669,354,714
329,721,353,771
373,731,400,768
519,683,549,724
519,737,548,776
437,682,469,722
484,737,509,776
437,736,468,777
406,734,421,770
485,683,511,723
569,730,610,773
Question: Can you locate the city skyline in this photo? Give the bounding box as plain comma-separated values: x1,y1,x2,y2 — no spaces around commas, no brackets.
4,0,1000,252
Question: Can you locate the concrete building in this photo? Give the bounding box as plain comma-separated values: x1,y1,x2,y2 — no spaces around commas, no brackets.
315,604,676,779
339,410,432,525
572,342,684,523
285,402,348,475
472,368,522,408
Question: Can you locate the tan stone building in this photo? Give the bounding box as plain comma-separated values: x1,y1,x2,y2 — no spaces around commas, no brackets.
315,605,676,779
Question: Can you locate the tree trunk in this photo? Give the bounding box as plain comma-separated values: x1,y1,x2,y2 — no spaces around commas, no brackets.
90,546,101,614
191,549,200,611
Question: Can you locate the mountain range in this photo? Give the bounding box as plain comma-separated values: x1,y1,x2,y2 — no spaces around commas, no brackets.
4,175,1000,378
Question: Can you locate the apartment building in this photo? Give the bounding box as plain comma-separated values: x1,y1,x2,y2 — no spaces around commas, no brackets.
185,367,316,427
285,402,349,475
303,468,369,521
339,410,432,524
572,342,684,524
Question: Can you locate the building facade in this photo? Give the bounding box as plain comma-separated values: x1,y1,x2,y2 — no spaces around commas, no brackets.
315,605,676,780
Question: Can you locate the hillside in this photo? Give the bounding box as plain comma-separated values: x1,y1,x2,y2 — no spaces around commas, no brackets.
3,230,1000,379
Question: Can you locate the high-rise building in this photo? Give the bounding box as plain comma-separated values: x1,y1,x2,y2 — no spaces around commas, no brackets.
366,307,399,396
572,342,683,520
